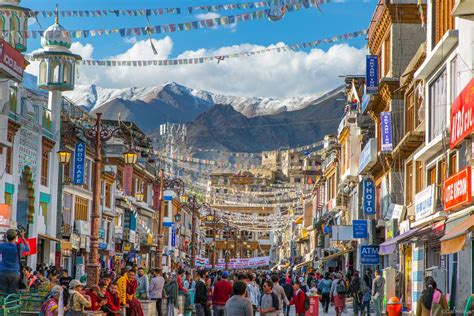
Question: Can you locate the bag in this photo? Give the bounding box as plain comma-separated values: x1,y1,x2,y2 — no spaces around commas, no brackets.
304,293,310,311
336,280,347,295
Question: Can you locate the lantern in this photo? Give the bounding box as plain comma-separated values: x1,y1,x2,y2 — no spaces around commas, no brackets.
57,148,72,164
123,149,138,165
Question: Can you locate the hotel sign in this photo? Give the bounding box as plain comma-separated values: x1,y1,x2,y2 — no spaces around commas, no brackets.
444,167,472,211
450,78,474,149
366,55,379,94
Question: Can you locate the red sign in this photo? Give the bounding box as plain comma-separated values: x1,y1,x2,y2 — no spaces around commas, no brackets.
153,183,160,210
444,167,472,211
123,165,133,195
0,204,11,228
0,38,25,81
450,78,474,148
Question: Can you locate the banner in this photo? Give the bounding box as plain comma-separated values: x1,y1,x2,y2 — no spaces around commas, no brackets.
201,256,271,269
0,38,25,81
363,179,375,215
365,55,378,94
444,167,472,211
72,142,86,185
380,112,393,151
123,165,133,195
450,78,474,149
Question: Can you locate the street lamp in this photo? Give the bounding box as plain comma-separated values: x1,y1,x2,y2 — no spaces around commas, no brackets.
123,149,138,165
135,192,144,203
57,148,72,164
174,212,182,222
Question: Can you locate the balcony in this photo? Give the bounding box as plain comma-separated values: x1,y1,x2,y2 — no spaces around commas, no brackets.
61,224,72,237
321,152,338,171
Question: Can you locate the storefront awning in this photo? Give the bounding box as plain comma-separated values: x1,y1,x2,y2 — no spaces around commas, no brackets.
318,248,353,263
440,214,474,255
379,228,421,255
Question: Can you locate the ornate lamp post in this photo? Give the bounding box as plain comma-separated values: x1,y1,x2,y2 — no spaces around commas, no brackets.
224,223,231,270
206,211,218,270
180,195,209,268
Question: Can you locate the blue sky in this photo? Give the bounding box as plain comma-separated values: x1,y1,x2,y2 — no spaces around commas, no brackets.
23,0,376,97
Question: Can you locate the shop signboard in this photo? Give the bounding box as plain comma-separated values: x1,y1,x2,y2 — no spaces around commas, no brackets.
152,184,160,210
444,167,472,211
75,220,91,236
73,142,86,185
380,112,393,151
363,179,376,215
414,184,435,221
171,225,176,247
123,165,133,195
98,242,108,250
331,226,353,241
353,220,368,239
0,38,25,81
360,245,380,265
359,139,377,174
450,78,474,149
366,55,379,94
0,204,11,228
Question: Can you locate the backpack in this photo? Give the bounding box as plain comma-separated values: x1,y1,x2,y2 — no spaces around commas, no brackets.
260,292,279,311
336,280,347,295
351,278,361,295
304,292,310,311
318,279,331,294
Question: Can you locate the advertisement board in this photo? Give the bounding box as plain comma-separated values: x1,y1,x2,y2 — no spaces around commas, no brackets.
450,78,474,149
444,167,472,211
415,184,435,221
366,55,379,94
363,179,376,215
0,38,25,81
73,142,86,185
353,220,368,239
381,112,393,151
0,204,11,228
360,245,379,265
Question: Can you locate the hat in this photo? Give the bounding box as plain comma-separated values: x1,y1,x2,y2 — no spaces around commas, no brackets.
221,271,229,278
6,229,17,240
298,277,304,283
69,279,85,289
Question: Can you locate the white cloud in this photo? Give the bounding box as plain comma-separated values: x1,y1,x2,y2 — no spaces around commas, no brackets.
195,12,222,20
26,37,365,98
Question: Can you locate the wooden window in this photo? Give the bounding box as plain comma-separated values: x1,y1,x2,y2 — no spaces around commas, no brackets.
74,196,89,221
105,182,112,208
63,193,72,226
41,149,49,186
438,159,447,184
4,192,12,206
415,161,424,193
406,162,413,205
428,166,437,185
5,133,13,175
383,35,391,76
449,152,457,175
406,91,415,133
433,0,455,47
164,201,169,218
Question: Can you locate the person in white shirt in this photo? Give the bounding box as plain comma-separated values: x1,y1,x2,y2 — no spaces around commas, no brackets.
149,269,165,316
247,273,261,316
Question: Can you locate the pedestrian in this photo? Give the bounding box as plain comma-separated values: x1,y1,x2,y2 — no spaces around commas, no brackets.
224,280,253,316
360,278,371,316
177,268,190,314
0,229,30,294
318,272,332,313
195,270,211,316
258,280,279,316
416,277,448,316
330,273,346,316
40,285,64,316
85,285,108,311
212,271,233,316
371,270,385,316
66,279,92,315
102,282,121,316
290,281,306,316
136,267,149,300
271,274,289,315
149,269,165,316
117,269,144,316
350,271,363,315
163,273,178,316
282,278,293,316
363,270,372,294
59,269,73,288
247,273,261,316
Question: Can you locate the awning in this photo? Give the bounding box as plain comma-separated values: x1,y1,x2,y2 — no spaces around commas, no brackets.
379,228,421,255
38,233,61,243
440,214,474,255
318,248,353,263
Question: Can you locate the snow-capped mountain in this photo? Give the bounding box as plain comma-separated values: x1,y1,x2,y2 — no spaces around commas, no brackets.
64,81,331,118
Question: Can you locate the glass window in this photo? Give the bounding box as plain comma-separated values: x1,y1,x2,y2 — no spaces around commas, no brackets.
429,69,447,141
6,133,13,175
449,152,457,175
41,150,49,187
406,161,413,205
450,57,460,103
63,193,72,226
416,161,424,193
74,196,89,221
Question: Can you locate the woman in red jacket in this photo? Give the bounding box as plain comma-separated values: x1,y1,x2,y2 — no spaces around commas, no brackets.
290,281,307,316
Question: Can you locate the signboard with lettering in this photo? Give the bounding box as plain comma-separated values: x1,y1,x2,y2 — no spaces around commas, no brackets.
415,184,435,221
0,204,11,228
359,138,377,174
18,119,40,181
153,184,160,210
450,78,474,149
381,112,393,151
123,165,133,195
171,225,176,247
366,55,379,94
444,167,472,211
363,179,376,215
353,220,368,239
360,245,379,265
73,142,86,185
0,38,25,81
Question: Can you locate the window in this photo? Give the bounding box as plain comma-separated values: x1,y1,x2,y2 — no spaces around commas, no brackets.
327,174,336,200
105,182,112,208
74,196,89,221
63,193,72,226
428,166,437,185
449,152,457,175
9,87,17,113
406,161,413,205
406,91,415,133
4,192,12,206
383,35,391,76
429,69,447,141
63,156,72,183
433,0,455,47
416,161,424,193
41,149,49,186
6,133,13,175
40,202,48,226
164,201,169,217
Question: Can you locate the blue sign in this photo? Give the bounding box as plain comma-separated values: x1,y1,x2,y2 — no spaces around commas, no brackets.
171,226,176,247
73,142,86,185
353,220,368,239
366,55,379,94
363,179,376,215
98,228,105,239
360,245,380,265
164,196,173,201
98,242,108,250
361,93,370,113
163,222,174,227
381,112,393,151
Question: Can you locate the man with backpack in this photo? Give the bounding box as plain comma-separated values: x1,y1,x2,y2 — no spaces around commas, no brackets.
0,228,30,294
330,273,347,316
258,281,279,316
271,275,289,315
290,281,309,316
350,271,363,315
318,272,333,313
